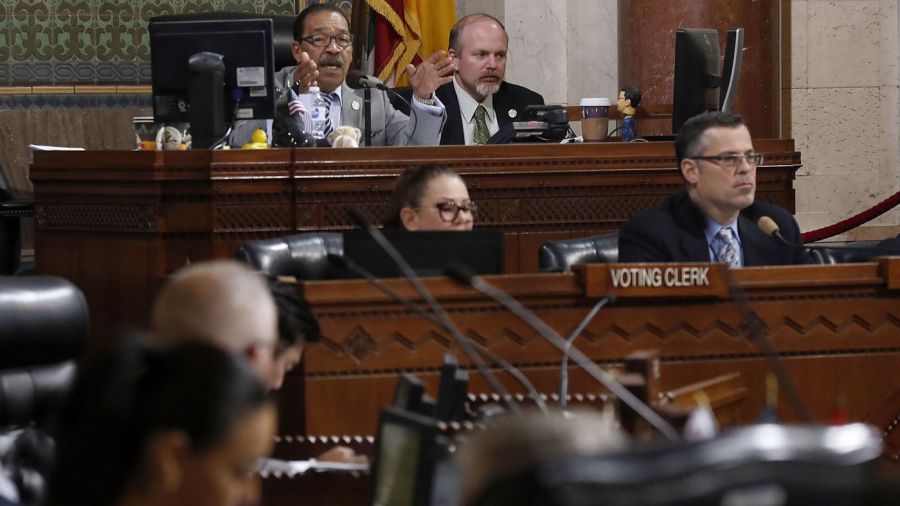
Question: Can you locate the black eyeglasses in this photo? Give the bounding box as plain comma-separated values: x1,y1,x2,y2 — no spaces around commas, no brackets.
691,152,764,171
433,201,477,222
300,33,354,49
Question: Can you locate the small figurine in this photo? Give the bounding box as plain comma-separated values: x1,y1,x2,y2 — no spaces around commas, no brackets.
617,85,641,142
156,125,184,150
241,129,270,149
272,87,313,148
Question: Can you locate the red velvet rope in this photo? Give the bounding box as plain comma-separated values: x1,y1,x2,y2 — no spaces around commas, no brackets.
801,190,900,243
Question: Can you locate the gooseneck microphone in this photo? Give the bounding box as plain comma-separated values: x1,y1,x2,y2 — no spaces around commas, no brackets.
344,70,420,148
346,69,388,91
446,263,680,442
328,253,548,414
346,208,521,414
560,294,615,408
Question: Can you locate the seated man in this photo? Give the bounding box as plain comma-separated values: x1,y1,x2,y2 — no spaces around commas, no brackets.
618,111,807,266
438,13,544,145
233,4,452,147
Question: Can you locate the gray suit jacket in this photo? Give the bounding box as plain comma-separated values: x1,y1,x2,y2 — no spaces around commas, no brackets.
232,66,445,147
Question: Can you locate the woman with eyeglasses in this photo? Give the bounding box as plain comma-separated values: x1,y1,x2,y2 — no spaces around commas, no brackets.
384,165,476,231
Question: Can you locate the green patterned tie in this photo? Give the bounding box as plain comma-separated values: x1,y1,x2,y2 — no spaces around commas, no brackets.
473,104,490,144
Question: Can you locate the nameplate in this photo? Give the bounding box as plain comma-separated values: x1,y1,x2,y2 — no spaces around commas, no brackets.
577,263,731,299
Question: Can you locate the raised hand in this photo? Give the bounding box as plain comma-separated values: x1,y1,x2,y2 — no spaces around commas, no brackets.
407,50,454,100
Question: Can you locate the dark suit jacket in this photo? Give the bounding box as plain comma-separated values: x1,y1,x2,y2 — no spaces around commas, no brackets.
435,81,544,145
618,191,808,266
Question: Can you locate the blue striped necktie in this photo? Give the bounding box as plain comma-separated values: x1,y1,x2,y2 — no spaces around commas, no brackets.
321,92,335,137
713,228,740,267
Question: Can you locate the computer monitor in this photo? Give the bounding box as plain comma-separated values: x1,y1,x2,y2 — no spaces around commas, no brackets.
342,230,505,279
435,354,470,422
719,28,745,114
392,372,434,416
673,28,720,133
369,407,441,506
149,17,276,148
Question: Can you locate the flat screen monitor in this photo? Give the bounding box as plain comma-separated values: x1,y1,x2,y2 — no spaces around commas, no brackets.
719,28,745,114
673,28,720,133
149,17,276,147
435,354,469,422
673,28,745,133
342,230,504,279
369,407,440,506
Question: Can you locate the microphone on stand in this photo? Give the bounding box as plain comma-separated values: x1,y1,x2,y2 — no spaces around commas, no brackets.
559,293,615,408
346,69,388,91
758,216,875,264
345,209,522,414
345,70,419,147
446,263,680,442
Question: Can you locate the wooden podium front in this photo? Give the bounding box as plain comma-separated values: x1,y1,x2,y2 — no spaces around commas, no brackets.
30,141,799,339
293,260,900,437
262,260,900,506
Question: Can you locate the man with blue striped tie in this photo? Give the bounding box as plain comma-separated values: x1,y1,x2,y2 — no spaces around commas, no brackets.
239,4,452,148
618,111,809,266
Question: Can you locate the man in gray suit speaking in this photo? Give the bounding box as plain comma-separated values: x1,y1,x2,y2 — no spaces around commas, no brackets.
235,4,452,147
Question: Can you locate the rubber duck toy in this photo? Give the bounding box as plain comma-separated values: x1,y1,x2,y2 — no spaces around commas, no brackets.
241,129,270,149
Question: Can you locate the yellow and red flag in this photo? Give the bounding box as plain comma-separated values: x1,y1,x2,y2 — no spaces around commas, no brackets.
363,0,455,86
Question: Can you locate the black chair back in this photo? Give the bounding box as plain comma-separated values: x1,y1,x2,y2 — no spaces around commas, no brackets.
0,276,89,430
538,233,618,272
234,232,344,280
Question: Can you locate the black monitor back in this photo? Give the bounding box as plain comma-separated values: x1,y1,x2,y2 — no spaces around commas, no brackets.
342,230,504,279
149,17,276,125
672,28,720,133
719,28,745,114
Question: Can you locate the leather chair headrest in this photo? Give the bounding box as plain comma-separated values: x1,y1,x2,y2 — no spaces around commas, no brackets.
0,276,89,368
538,233,619,273
235,232,344,280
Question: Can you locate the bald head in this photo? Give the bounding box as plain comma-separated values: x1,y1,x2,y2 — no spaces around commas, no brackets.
151,260,278,380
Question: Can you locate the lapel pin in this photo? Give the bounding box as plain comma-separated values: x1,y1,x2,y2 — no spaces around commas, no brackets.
351,100,361,111
508,108,517,118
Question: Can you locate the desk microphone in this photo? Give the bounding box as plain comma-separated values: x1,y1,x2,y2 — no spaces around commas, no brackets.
344,70,418,148
327,253,547,414
346,208,521,414
346,70,388,91
446,263,680,441
560,293,615,408
758,215,874,264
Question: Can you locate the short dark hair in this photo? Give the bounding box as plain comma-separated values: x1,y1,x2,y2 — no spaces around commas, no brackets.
448,13,506,53
293,4,348,41
674,111,746,165
51,340,271,506
621,85,642,108
269,278,321,348
384,165,461,229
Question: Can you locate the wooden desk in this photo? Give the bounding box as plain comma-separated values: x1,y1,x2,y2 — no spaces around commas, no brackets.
292,261,900,437
262,260,900,506
30,141,799,338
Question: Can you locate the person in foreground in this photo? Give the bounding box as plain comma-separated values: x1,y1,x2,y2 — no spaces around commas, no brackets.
618,111,807,266
151,260,280,388
438,13,544,145
48,341,276,506
383,165,475,231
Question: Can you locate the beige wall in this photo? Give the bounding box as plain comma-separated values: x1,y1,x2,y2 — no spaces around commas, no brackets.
459,0,900,239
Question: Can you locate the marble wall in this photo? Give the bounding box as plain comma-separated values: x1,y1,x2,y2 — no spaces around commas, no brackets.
786,0,900,239
463,0,900,239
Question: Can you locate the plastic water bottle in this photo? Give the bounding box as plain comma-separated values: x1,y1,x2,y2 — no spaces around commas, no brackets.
309,86,329,142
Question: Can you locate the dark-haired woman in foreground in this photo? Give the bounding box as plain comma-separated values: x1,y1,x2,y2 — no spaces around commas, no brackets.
49,341,276,506
384,165,476,231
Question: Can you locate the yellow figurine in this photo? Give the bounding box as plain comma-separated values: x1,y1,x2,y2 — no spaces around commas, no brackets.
241,129,269,149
